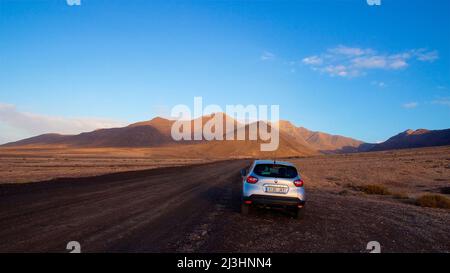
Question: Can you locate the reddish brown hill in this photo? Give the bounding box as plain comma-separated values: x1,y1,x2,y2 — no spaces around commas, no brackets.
1,126,173,148
0,133,69,147
2,116,448,156
277,120,364,153
1,114,316,157
369,129,450,151
128,117,174,136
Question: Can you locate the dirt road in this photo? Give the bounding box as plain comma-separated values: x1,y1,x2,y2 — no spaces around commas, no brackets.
0,159,449,253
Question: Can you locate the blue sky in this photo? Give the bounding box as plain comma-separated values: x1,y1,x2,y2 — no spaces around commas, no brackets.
0,0,449,144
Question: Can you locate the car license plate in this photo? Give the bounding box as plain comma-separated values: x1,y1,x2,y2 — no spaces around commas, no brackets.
264,185,288,194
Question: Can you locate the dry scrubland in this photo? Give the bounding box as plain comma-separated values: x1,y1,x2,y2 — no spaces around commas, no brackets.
288,146,450,210
0,145,449,252
1,145,449,197
289,146,450,205
0,147,211,183
1,145,449,209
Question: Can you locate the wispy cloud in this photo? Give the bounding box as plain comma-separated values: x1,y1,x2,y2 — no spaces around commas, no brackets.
371,81,387,88
260,51,276,61
322,65,355,77
0,103,126,144
413,49,439,62
402,102,418,109
327,45,374,56
302,55,323,65
431,97,450,107
302,45,438,78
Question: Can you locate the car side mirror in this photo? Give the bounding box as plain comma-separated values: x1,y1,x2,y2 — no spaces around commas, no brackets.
240,168,247,177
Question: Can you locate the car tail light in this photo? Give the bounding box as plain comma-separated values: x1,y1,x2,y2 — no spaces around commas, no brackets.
294,179,304,187
246,176,258,184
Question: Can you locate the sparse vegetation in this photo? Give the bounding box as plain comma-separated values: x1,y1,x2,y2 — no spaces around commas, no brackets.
416,194,450,209
326,176,341,181
440,187,450,194
357,184,391,195
392,192,409,199
338,190,349,196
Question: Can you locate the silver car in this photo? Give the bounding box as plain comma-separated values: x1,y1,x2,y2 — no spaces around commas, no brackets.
240,160,306,219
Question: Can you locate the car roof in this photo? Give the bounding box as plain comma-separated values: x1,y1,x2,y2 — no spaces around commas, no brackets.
253,160,296,167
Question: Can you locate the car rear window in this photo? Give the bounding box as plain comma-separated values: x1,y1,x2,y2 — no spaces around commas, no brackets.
253,164,298,178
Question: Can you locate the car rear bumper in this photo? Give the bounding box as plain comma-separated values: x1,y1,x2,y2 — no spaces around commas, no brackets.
243,194,305,207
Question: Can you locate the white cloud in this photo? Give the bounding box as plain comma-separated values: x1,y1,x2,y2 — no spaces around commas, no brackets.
388,59,408,69
0,137,8,144
327,45,373,56
0,103,126,144
322,65,349,77
352,55,409,70
402,102,418,109
301,45,438,78
352,56,387,69
261,51,275,61
302,55,323,65
318,64,363,78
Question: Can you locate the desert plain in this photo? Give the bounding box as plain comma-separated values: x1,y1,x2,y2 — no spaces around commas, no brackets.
0,145,449,252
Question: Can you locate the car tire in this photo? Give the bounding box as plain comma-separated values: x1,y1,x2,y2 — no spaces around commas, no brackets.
294,207,305,220
241,203,250,215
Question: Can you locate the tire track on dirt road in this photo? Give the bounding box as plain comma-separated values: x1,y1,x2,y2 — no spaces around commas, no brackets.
0,160,249,252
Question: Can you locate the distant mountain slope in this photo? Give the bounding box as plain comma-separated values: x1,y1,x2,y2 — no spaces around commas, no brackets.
185,121,317,158
369,129,450,151
277,120,364,153
0,114,317,157
1,133,70,147
1,125,173,148
1,114,239,148
128,117,174,137
4,114,448,156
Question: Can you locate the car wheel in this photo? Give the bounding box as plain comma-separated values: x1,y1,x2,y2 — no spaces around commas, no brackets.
294,207,305,220
241,203,250,215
